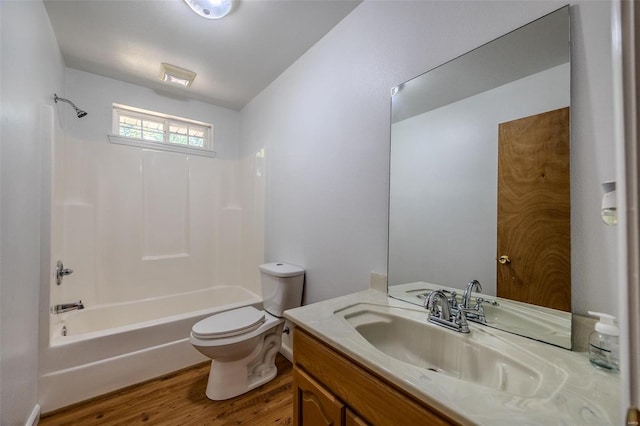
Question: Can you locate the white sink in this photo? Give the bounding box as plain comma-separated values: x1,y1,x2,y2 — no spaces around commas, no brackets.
336,303,567,398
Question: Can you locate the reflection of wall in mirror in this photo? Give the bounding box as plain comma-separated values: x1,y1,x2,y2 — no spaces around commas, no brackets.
389,63,569,296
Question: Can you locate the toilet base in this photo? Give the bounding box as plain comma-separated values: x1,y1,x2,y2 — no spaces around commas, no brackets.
205,322,284,400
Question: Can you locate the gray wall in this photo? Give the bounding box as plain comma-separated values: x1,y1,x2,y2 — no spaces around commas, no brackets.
0,1,65,424
0,2,620,423
240,1,618,317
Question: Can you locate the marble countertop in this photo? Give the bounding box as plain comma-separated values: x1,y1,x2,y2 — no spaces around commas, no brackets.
284,289,620,426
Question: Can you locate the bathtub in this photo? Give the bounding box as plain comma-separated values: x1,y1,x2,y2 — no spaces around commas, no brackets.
39,285,262,413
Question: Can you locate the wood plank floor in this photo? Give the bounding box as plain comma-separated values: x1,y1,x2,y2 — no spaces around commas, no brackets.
40,354,293,426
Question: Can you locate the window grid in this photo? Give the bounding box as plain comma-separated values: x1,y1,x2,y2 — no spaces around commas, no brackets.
114,106,213,152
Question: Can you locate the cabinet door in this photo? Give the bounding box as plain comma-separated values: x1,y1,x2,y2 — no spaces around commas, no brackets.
294,328,459,426
294,367,344,426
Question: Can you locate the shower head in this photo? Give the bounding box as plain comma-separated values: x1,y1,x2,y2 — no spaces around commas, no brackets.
54,94,88,118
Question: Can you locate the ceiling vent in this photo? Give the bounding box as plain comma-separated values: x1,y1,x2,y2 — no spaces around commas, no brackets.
159,63,197,87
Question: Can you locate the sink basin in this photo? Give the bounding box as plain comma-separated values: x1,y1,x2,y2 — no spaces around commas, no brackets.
336,303,567,398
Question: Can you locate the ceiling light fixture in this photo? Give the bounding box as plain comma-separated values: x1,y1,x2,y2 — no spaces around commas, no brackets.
159,63,197,87
183,0,235,20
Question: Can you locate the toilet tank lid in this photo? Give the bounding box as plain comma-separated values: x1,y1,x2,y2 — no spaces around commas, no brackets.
259,262,305,277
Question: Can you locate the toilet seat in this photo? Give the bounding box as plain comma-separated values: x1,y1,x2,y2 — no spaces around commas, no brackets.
192,306,266,339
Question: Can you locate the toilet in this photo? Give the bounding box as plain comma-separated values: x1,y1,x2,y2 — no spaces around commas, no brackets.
190,262,304,400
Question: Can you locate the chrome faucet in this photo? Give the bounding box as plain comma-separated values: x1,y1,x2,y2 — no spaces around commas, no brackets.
458,280,499,324
425,290,451,319
425,290,469,333
417,289,458,307
53,300,84,314
463,279,482,309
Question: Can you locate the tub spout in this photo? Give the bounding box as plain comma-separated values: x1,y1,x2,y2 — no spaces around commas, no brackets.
53,300,84,314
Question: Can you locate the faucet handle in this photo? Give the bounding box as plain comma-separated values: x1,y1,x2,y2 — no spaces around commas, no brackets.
447,291,458,307
474,298,497,317
56,260,74,285
476,297,499,307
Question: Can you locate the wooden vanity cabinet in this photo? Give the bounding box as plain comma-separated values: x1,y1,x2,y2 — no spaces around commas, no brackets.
292,327,460,426
345,409,368,426
294,367,345,425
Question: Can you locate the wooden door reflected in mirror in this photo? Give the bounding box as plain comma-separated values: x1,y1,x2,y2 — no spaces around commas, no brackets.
496,107,570,312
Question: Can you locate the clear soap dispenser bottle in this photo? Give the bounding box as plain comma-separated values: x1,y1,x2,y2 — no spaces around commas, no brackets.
588,311,619,372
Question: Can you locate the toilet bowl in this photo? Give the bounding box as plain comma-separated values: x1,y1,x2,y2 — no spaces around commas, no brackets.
190,263,304,400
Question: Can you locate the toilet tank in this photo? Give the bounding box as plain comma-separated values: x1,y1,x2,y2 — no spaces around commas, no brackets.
259,263,304,317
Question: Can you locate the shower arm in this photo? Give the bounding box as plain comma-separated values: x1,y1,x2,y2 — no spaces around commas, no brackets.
54,94,88,118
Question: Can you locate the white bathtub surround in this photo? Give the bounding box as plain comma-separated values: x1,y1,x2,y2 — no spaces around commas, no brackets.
40,68,268,415
49,66,265,314
51,138,253,308
285,290,620,425
39,286,260,412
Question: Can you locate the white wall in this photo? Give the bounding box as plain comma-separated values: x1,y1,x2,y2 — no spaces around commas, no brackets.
64,69,241,160
240,1,618,316
389,64,570,296
0,1,66,424
49,69,262,309
0,1,618,422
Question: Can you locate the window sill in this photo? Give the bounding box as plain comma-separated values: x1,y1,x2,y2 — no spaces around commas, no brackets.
107,135,216,158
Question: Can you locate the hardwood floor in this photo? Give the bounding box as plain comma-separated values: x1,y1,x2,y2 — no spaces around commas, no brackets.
40,354,293,426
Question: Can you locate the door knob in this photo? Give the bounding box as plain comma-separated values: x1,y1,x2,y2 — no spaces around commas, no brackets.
498,255,511,265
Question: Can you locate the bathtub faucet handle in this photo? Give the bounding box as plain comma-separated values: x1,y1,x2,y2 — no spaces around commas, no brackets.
56,260,74,285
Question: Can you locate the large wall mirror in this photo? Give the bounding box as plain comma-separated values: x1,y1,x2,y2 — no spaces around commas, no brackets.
388,6,572,348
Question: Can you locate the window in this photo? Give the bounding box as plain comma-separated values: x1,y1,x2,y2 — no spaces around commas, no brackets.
108,104,215,157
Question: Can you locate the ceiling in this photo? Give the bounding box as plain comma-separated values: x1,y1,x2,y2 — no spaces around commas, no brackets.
44,0,361,111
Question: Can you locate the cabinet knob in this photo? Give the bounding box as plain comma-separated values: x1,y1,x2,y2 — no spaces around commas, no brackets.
498,255,511,265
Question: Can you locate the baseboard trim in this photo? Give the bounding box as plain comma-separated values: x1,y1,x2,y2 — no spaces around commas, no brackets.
26,404,40,426
280,342,293,362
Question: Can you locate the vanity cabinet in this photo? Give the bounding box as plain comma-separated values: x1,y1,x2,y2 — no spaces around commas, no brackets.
292,327,460,426
294,367,345,425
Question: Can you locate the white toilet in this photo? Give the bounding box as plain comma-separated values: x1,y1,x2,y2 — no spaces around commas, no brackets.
190,262,304,400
